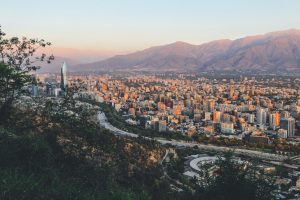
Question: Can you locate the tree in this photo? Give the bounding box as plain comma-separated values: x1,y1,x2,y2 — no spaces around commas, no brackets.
194,153,275,200
0,63,31,121
0,25,53,123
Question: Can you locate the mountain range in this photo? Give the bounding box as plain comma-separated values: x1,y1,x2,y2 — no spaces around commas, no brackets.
42,29,300,73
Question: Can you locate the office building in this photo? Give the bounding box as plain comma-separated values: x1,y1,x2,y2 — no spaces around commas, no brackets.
60,62,68,91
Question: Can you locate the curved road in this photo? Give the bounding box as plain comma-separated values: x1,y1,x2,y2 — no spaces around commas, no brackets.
98,112,288,161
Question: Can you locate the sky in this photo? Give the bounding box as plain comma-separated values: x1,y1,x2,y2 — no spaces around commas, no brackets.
1,0,300,55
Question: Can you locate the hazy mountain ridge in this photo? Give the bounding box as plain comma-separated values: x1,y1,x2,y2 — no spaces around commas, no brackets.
73,29,300,72
202,29,300,71
36,57,81,73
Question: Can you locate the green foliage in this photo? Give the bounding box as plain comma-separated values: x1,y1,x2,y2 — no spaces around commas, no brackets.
0,169,98,200
0,63,31,122
275,164,289,177
0,123,161,200
193,153,275,200
0,25,53,123
0,26,53,71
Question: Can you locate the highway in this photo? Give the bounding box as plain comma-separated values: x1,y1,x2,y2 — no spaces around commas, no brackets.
97,112,288,161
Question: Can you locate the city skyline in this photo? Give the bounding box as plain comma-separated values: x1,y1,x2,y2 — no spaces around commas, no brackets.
3,1,300,199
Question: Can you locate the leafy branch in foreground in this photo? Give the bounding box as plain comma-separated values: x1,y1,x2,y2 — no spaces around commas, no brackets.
0,26,53,124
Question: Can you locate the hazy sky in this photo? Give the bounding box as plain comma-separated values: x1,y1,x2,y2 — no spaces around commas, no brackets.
1,0,300,53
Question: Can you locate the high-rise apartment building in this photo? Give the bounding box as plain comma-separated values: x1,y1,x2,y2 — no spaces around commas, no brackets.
256,108,267,125
207,99,215,112
269,112,280,130
280,117,295,137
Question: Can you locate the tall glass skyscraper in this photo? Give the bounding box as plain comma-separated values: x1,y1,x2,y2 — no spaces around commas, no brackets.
60,62,68,91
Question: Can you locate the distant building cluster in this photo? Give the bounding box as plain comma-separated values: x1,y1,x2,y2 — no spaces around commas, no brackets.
30,72,300,144
86,75,300,143
30,62,68,97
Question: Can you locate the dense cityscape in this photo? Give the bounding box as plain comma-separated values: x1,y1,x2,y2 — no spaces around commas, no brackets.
35,68,300,144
